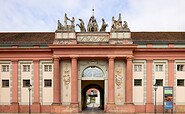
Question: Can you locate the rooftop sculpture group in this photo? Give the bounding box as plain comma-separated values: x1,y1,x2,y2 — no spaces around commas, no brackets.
57,13,130,32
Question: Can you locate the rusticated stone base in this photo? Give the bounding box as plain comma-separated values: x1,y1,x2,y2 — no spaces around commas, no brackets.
51,103,79,113
145,103,154,113
10,102,19,112
105,103,135,113
32,102,41,113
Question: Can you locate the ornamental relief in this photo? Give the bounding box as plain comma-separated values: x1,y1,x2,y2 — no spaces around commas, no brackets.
114,61,125,105
115,63,123,89
53,40,74,44
79,60,106,67
61,61,71,104
77,36,109,42
63,63,70,89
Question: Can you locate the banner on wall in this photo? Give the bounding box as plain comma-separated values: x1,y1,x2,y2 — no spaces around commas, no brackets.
163,87,173,110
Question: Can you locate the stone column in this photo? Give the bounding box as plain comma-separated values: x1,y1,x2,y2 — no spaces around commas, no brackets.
71,57,78,104
53,57,60,104
32,60,40,112
168,59,174,86
146,59,154,112
108,57,115,104
125,57,133,104
11,60,19,112
168,59,176,111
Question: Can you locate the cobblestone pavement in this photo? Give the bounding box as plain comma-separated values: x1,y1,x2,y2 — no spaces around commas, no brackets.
81,103,104,113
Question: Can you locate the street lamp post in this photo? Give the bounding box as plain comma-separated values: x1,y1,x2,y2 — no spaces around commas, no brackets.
154,82,158,114
28,84,32,114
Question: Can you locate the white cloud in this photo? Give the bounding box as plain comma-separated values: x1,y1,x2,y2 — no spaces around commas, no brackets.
0,0,185,32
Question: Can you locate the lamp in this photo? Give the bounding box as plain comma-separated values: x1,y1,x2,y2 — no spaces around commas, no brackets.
28,84,32,114
153,81,158,114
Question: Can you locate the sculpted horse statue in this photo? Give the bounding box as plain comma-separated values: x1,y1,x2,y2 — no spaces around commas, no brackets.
76,18,86,32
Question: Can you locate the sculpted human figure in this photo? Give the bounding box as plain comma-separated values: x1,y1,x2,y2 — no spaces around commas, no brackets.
117,13,122,27
87,17,92,32
93,19,98,32
100,18,108,32
57,20,63,30
76,18,86,32
111,16,117,32
87,15,98,32
68,17,75,31
123,21,130,31
111,13,127,32
123,21,128,29
64,13,70,29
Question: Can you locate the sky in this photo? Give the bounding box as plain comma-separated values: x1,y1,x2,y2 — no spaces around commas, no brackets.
0,0,185,32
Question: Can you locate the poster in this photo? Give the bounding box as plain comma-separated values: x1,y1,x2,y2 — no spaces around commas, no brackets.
163,87,173,109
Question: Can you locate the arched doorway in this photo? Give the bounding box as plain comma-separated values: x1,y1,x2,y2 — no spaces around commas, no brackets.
81,83,104,111
80,66,105,112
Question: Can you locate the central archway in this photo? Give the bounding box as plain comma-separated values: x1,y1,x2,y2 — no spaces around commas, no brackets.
78,61,107,112
81,82,104,111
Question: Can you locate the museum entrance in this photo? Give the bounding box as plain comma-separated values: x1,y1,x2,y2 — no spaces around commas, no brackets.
81,80,104,113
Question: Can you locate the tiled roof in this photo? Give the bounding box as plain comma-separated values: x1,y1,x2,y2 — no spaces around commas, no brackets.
0,32,185,44
131,32,185,42
0,32,55,44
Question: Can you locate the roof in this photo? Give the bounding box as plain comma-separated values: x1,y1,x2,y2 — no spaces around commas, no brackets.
0,32,54,44
131,32,185,43
0,32,185,44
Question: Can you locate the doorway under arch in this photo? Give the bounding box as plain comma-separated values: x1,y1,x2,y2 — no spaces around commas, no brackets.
81,81,104,111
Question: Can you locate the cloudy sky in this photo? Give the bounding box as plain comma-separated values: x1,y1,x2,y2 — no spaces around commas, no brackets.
0,0,185,32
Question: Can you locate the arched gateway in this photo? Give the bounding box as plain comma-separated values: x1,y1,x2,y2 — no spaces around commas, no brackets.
50,13,133,113
79,61,106,111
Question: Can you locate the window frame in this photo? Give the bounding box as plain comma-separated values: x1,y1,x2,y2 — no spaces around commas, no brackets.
177,79,185,86
134,79,142,86
2,80,9,88
23,80,31,87
134,64,142,72
177,64,185,71
155,64,163,72
2,65,9,72
155,79,163,86
44,79,52,87
44,65,52,72
23,65,30,72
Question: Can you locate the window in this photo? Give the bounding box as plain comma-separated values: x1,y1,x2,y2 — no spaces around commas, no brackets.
44,65,52,72
2,65,9,72
156,79,163,86
83,66,104,78
156,65,163,71
177,65,185,71
2,80,9,87
23,65,30,72
177,79,185,86
23,80,30,87
134,65,142,72
134,79,142,86
44,79,52,87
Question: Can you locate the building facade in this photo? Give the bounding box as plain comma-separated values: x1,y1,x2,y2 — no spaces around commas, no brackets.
0,14,185,113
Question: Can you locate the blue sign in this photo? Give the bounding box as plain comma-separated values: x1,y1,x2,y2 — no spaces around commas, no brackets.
164,101,173,109
163,87,173,110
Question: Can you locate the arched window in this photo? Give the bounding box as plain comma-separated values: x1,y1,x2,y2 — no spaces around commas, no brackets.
82,66,104,78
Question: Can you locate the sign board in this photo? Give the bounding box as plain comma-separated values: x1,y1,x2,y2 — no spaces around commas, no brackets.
163,86,173,113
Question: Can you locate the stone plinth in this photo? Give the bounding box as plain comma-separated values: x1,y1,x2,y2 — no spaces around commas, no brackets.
109,32,133,45
54,32,77,44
